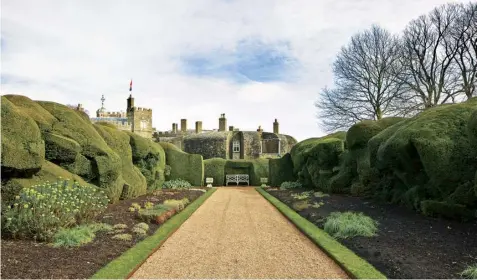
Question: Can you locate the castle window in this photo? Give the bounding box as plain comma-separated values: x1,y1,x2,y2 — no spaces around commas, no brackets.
140,120,148,130
233,140,240,152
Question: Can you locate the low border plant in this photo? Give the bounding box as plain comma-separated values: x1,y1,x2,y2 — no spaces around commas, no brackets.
280,181,302,190
162,179,192,189
461,264,477,279
323,211,378,239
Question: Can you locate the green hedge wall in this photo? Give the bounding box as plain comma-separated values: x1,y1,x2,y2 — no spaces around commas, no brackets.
269,153,296,187
204,158,226,186
159,142,204,187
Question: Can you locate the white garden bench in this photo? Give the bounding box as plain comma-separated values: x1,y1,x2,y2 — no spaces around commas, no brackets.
225,174,249,186
205,177,213,187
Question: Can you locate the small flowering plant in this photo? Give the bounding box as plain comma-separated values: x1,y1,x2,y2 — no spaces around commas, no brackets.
1,178,109,241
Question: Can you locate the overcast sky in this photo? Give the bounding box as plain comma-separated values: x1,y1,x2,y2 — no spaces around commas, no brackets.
1,0,466,141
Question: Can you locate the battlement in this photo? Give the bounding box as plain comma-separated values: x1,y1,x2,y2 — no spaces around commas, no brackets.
90,117,132,130
134,107,152,112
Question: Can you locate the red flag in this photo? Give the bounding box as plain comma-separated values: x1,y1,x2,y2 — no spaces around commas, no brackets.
129,79,132,91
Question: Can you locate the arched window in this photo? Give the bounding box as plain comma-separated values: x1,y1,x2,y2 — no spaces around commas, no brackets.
233,140,240,152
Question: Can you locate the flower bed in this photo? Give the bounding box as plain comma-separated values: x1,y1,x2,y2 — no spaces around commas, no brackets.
1,187,208,279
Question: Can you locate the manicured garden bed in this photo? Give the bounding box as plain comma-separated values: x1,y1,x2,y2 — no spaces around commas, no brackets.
1,188,208,279
265,188,477,279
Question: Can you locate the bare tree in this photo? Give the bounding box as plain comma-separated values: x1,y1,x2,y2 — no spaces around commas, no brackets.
451,2,477,99
399,4,465,107
316,25,414,132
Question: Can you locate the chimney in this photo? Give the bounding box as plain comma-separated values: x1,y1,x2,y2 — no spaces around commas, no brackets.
273,119,279,134
181,119,187,132
195,121,202,133
229,126,234,131
219,113,227,132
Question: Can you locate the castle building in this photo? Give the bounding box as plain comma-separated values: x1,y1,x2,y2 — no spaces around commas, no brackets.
153,114,297,160
90,94,154,138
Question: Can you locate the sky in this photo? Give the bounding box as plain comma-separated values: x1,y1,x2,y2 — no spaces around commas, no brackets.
0,0,467,142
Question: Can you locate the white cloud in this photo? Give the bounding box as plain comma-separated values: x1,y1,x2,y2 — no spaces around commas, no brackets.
1,0,467,141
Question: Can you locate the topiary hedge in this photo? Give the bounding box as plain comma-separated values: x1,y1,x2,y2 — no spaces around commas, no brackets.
159,142,204,187
94,125,147,199
126,132,166,191
290,132,346,189
204,158,226,186
1,97,45,179
269,153,296,187
374,99,477,211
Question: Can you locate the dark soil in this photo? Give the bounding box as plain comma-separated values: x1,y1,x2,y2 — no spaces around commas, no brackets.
1,188,207,279
266,188,477,279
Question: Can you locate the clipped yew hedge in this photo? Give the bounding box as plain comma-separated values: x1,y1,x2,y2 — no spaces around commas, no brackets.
159,142,204,187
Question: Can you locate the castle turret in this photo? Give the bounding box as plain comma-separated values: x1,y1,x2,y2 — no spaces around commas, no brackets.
219,113,227,132
127,94,134,111
172,123,177,134
181,119,187,132
273,119,279,134
195,121,202,133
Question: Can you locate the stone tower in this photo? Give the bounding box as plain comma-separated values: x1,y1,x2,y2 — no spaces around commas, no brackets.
126,94,153,138
273,119,279,134
219,113,227,131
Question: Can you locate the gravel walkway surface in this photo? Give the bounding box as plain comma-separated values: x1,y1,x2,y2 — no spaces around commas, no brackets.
131,187,349,279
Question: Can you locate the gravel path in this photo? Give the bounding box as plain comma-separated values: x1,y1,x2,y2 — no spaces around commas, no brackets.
131,187,349,279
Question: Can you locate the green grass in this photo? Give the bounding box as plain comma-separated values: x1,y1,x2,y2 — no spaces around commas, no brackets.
324,212,379,239
256,187,386,279
461,264,477,279
90,188,217,279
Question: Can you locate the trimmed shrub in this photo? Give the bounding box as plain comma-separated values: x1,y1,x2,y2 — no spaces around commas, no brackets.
420,200,475,221
1,97,45,178
269,153,296,187
375,99,477,208
1,179,109,240
94,125,147,198
290,131,346,177
160,142,204,187
128,133,166,191
204,158,226,186
346,118,404,150
324,212,378,239
35,100,124,202
280,181,302,190
162,179,192,189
